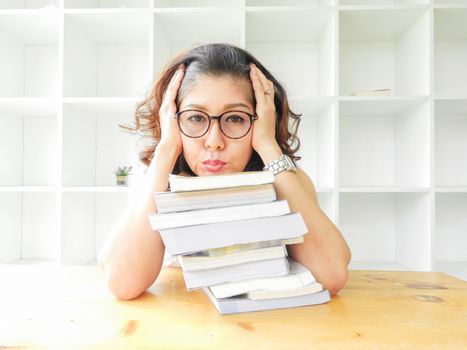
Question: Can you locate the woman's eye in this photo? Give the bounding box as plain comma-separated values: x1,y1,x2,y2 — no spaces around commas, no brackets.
226,115,244,123
188,115,206,123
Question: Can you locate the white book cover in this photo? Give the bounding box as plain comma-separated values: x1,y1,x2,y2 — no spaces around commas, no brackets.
209,258,315,299
158,213,308,256
154,183,276,214
149,200,290,230
203,286,331,315
169,171,274,192
179,245,288,271
183,257,289,291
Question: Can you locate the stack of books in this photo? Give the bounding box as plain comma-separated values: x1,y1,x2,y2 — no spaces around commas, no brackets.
149,171,330,315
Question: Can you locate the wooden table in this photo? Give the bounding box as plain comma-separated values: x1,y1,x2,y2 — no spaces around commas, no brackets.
1,265,466,349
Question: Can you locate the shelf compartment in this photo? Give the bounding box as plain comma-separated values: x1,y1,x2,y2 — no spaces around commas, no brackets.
434,9,467,97
61,192,128,265
62,100,139,187
247,0,335,6
435,99,467,187
0,13,58,97
153,10,242,77
339,192,431,271
155,0,242,7
339,8,429,96
293,99,336,188
64,12,151,97
434,193,467,281
246,8,335,98
0,109,57,186
339,99,430,187
0,0,58,9
65,0,150,8
0,192,58,264
339,0,428,5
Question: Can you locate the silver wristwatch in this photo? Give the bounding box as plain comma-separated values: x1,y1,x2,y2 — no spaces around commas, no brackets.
263,154,297,175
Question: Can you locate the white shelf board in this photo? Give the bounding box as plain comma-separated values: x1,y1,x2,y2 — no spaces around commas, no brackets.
62,186,130,192
339,187,430,192
246,0,335,7
156,0,243,8
64,0,151,9
435,187,467,193
0,98,58,116
0,186,58,192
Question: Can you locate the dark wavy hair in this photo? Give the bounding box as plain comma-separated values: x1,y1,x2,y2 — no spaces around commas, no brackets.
121,42,301,175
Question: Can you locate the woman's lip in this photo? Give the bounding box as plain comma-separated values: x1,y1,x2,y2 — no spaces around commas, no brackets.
202,161,226,173
202,160,226,166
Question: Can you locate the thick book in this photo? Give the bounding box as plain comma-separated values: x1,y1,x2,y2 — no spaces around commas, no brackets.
179,245,287,271
203,286,331,315
206,236,304,257
247,282,323,300
208,258,315,299
168,171,274,192
149,200,290,230
182,257,289,291
154,183,276,214
158,213,308,256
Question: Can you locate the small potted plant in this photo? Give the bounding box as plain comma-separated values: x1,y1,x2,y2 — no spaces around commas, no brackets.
114,165,132,186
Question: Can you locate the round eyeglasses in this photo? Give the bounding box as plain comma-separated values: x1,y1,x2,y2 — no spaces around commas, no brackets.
174,109,257,139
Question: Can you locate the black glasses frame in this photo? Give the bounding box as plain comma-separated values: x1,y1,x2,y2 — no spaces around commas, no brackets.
174,109,258,139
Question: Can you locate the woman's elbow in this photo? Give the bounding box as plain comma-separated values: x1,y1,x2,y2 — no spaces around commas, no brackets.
326,266,349,296
102,264,159,300
106,276,147,300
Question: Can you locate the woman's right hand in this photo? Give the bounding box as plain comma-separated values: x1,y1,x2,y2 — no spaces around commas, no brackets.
158,64,185,156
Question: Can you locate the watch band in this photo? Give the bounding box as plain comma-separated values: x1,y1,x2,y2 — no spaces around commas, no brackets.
263,154,297,175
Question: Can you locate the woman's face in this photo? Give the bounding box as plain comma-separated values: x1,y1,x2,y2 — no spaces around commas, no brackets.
178,74,255,176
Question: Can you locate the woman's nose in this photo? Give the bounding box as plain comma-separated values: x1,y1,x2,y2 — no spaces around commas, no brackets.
203,119,225,151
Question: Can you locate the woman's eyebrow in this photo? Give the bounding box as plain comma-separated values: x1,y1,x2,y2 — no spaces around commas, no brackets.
184,103,250,109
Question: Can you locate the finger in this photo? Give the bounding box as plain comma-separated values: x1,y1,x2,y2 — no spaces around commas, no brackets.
251,64,274,99
162,65,185,108
249,64,268,107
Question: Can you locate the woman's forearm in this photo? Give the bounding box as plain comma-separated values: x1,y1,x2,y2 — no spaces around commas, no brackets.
259,145,351,295
98,144,180,300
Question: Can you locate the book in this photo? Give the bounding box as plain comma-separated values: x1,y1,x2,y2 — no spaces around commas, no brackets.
149,200,290,230
208,258,315,299
158,213,308,256
179,245,287,271
182,257,289,291
247,282,323,300
202,236,304,257
203,286,331,315
350,88,392,96
168,171,274,192
154,183,276,214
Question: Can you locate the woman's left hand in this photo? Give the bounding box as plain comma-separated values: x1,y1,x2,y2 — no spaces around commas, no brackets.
249,63,281,156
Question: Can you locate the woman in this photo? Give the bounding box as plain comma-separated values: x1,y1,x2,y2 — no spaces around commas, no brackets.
98,43,351,300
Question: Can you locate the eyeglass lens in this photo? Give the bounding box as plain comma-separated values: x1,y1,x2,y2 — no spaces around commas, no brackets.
178,110,253,138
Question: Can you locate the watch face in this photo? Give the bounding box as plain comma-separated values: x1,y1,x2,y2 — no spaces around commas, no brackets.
281,155,296,169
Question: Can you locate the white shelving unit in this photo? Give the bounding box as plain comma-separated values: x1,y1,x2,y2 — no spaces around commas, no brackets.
0,0,465,281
